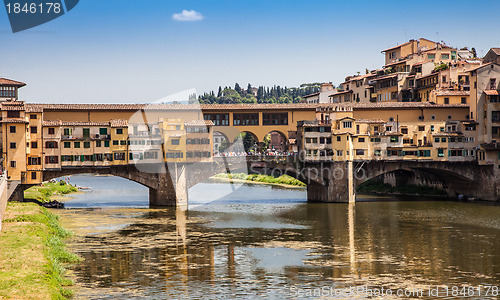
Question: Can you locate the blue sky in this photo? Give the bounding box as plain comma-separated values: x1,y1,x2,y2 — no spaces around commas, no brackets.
0,0,499,103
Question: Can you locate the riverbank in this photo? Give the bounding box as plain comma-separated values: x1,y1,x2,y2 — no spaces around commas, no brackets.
211,173,306,188
24,181,79,203
0,202,80,299
357,181,448,197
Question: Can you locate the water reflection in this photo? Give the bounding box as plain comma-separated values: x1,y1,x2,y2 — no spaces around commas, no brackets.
55,176,500,299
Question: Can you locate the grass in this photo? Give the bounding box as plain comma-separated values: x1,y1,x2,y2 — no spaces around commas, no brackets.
0,202,81,299
24,181,78,203
357,180,448,196
212,173,306,187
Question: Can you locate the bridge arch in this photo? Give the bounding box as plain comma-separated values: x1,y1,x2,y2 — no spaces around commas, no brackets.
262,130,289,153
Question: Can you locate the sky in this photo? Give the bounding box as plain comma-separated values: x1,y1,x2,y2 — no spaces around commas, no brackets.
0,0,499,103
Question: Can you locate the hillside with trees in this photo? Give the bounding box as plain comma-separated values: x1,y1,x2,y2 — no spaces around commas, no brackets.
192,83,322,104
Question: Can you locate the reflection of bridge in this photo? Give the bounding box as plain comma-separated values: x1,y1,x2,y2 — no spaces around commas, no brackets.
11,156,497,206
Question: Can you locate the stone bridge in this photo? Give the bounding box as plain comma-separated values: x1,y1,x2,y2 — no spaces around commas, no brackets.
10,156,499,206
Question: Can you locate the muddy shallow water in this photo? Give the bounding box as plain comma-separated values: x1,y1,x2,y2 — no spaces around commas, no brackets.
54,175,500,299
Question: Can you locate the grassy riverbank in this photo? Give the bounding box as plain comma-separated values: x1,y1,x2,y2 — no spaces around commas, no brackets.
24,181,78,203
212,173,306,187
357,181,448,196
0,202,80,299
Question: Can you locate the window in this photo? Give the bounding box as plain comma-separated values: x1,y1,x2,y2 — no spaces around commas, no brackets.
63,128,72,136
30,114,37,119
10,142,16,149
176,125,181,130
45,156,59,164
96,140,102,147
337,136,341,142
492,111,500,122
490,78,497,90
99,128,107,135
204,113,229,126
120,140,127,145
390,136,399,143
31,141,38,148
343,121,352,128
441,137,446,142
358,138,365,143
263,113,288,125
434,138,440,143
9,126,16,133
7,111,20,118
113,140,119,145
83,128,90,138
28,157,41,165
48,128,55,134
10,161,16,168
461,97,467,104
418,126,425,131
427,54,435,59
441,54,449,60
355,149,365,155
370,137,381,143
114,152,126,161
64,142,71,148
233,113,259,126
104,140,110,147
116,128,123,134
438,149,444,157
30,126,37,134
84,142,91,148
74,142,80,148
386,126,392,131
374,149,381,156
31,172,37,180
401,128,408,134
337,150,343,156
444,97,449,104
431,125,434,132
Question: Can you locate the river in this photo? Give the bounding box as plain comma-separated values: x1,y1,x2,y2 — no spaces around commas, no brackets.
54,175,500,299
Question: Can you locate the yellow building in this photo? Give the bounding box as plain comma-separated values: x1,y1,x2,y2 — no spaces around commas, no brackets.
161,119,186,162
110,119,129,165
185,120,214,162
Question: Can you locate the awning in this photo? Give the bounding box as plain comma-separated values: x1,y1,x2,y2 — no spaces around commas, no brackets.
484,90,499,96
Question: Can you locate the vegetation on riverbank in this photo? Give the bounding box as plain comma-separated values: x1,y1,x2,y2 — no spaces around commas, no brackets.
24,181,78,203
357,180,448,196
212,173,306,187
0,202,80,299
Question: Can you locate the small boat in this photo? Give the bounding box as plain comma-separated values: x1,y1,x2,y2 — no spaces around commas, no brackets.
78,186,92,191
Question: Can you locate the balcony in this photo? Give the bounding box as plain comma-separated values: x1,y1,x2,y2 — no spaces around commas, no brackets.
94,134,111,139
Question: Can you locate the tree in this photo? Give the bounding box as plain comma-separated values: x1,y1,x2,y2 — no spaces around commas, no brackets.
471,47,477,58
247,83,252,95
235,83,242,94
217,86,222,97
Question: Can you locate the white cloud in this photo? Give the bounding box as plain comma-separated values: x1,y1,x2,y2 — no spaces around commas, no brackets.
172,10,204,22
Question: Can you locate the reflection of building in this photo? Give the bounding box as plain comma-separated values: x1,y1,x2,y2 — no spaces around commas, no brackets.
185,120,213,162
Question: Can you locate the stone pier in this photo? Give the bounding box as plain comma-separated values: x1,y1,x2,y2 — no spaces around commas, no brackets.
305,161,355,203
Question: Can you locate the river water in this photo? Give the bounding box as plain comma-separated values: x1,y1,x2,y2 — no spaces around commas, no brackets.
54,175,500,299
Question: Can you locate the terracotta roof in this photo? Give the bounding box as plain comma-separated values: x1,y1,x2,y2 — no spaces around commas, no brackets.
329,90,353,97
484,90,499,96
1,104,25,110
352,102,469,109
432,132,463,137
110,119,128,127
303,92,320,98
384,60,408,68
42,120,110,127
371,74,398,81
42,120,62,126
0,118,28,123
381,41,412,53
25,105,43,113
185,120,214,126
489,48,500,55
467,62,495,73
0,78,26,86
33,103,331,111
61,121,110,126
355,119,385,124
434,90,470,96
